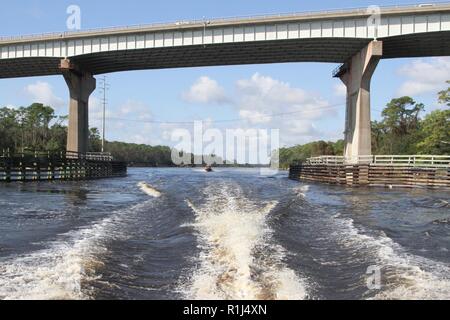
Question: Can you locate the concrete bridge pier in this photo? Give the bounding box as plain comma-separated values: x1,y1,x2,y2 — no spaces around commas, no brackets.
60,59,96,155
338,41,383,163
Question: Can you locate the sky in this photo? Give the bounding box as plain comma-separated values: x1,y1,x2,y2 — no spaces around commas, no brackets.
0,0,449,152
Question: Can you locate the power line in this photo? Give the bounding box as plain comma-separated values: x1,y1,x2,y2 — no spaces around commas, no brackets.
94,102,348,125
98,76,110,152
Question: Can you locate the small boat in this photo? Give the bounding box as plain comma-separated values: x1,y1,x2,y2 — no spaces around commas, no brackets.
204,165,213,172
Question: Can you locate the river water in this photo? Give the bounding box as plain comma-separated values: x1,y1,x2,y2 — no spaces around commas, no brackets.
0,168,449,300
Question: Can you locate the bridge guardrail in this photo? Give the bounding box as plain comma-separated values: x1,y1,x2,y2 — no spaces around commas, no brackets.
1,2,449,42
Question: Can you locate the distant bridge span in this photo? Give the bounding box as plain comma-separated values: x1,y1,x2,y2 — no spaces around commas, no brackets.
0,3,450,159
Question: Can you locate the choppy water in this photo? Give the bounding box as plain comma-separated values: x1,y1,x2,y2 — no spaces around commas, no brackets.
0,168,449,300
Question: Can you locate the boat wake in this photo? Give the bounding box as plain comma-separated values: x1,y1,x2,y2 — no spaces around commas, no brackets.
0,201,151,300
182,182,308,300
330,214,450,300
138,182,162,198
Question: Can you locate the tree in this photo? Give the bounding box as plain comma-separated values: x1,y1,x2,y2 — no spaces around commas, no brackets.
332,140,345,155
382,97,424,135
377,97,424,154
89,128,102,152
311,141,335,156
0,107,19,151
22,103,56,150
438,81,450,107
371,120,387,154
279,140,344,168
416,109,450,154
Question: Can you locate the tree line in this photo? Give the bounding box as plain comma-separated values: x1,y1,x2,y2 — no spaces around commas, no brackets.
0,103,175,166
279,81,450,168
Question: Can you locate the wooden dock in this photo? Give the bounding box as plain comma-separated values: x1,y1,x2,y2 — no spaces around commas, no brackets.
0,150,127,182
289,155,450,189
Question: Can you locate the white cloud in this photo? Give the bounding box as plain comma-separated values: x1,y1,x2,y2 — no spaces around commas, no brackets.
99,74,342,150
89,99,158,145
116,100,153,121
182,76,229,104
239,110,271,124
24,81,65,109
397,57,450,97
234,73,337,145
90,99,152,121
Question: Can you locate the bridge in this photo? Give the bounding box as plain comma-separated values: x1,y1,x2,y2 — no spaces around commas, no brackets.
1,3,450,160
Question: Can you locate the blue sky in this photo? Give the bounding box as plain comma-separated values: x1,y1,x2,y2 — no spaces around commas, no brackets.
0,0,449,148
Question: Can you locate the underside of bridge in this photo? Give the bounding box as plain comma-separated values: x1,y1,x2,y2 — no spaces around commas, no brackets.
0,31,449,78
0,31,449,158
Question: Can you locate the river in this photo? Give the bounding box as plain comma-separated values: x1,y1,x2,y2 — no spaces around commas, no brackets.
0,168,449,300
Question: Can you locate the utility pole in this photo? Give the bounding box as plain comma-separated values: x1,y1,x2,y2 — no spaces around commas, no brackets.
98,76,110,153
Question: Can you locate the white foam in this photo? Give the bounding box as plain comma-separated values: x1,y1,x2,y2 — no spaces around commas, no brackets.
138,182,162,198
0,201,149,300
294,185,310,197
331,216,450,300
182,183,308,300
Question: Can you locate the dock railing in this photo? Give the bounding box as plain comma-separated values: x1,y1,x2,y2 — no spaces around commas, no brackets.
0,150,126,182
66,151,114,161
1,150,114,161
306,156,345,165
306,155,450,167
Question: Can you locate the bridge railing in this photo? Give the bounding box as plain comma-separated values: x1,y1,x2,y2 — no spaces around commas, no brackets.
1,2,448,42
306,155,450,167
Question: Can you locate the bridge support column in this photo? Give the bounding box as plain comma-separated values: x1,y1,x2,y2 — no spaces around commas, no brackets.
60,59,96,155
338,41,382,163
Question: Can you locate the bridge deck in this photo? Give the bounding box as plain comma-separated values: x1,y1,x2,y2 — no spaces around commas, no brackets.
0,3,449,77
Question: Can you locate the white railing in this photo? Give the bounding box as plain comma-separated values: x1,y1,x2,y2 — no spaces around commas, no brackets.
306,155,450,167
66,151,114,161
307,156,345,165
1,2,449,42
0,150,114,162
372,155,450,167
85,152,114,161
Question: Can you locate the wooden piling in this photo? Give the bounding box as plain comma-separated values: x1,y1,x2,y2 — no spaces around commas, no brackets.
290,163,450,189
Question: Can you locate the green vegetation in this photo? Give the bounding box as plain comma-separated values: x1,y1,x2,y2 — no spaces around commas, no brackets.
0,103,67,152
371,96,424,155
0,104,175,166
103,142,173,166
280,82,450,168
279,140,344,169
439,81,450,107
